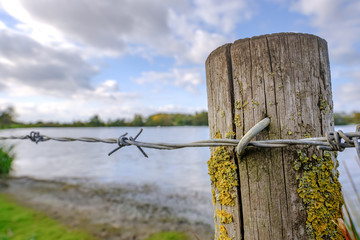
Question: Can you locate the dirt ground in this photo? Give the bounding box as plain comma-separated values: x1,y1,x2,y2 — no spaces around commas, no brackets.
0,177,214,240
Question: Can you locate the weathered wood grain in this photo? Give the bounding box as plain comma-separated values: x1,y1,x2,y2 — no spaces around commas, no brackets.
206,44,242,240
206,33,336,239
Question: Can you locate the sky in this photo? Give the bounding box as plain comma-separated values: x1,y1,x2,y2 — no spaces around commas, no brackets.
0,0,359,123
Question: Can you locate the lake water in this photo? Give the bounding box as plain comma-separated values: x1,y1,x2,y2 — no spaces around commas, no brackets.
0,126,212,194
335,125,360,228
1,125,359,225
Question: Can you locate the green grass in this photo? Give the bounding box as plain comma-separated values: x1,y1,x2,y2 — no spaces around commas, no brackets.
0,194,96,240
0,147,14,176
144,231,191,240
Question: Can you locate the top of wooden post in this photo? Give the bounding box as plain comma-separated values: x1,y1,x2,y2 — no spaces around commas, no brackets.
207,32,327,63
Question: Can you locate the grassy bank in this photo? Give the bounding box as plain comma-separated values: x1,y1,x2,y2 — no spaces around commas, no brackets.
0,193,192,240
0,193,96,240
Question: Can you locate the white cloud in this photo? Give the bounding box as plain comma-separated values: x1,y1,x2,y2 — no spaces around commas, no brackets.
72,80,139,104
95,80,119,93
0,28,96,96
1,0,255,63
0,0,255,122
135,68,203,93
185,30,227,64
0,20,6,29
0,0,172,57
150,104,202,114
1,79,140,123
167,0,254,64
289,0,360,114
334,78,360,113
1,0,67,48
194,0,255,33
291,0,360,64
3,77,139,110
3,95,202,123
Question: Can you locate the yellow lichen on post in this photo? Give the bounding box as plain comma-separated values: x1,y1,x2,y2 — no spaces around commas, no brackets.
212,189,216,205
234,114,241,129
217,209,233,224
214,130,222,139
221,110,225,118
225,131,236,139
294,150,344,239
218,225,232,240
235,100,242,110
319,95,328,113
208,130,238,239
208,146,238,206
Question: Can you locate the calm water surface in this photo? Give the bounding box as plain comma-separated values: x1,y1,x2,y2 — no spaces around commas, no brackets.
1,126,212,193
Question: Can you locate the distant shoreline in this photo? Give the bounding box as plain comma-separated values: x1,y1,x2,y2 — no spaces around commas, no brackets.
0,109,209,129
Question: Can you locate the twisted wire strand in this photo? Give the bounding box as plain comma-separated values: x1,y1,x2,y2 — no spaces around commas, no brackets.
0,135,117,144
1,118,359,158
0,130,359,151
0,134,339,148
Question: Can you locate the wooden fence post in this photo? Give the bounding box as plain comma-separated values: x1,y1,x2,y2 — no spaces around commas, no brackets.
206,33,343,239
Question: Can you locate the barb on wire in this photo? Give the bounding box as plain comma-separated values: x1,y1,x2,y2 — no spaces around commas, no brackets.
26,131,44,144
354,125,360,160
108,129,148,157
1,121,360,159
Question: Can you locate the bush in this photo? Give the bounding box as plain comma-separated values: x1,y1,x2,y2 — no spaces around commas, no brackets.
0,146,14,176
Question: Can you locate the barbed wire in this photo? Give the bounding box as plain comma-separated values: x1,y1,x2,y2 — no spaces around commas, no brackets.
0,118,359,160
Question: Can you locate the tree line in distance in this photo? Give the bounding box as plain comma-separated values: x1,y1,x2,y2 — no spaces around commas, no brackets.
1,107,359,129
0,107,208,128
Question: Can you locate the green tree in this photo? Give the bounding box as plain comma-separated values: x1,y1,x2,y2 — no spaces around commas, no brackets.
334,112,354,125
146,113,173,126
0,107,16,128
131,114,144,126
73,121,86,127
192,111,208,125
353,112,360,123
108,118,126,126
172,114,192,126
88,115,105,127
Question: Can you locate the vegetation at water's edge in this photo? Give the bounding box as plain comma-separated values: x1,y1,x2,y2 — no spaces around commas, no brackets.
0,193,192,240
0,107,208,128
0,146,14,176
334,112,360,125
2,106,359,129
0,194,96,240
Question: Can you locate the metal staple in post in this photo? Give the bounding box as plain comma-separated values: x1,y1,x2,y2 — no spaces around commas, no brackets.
236,117,271,156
